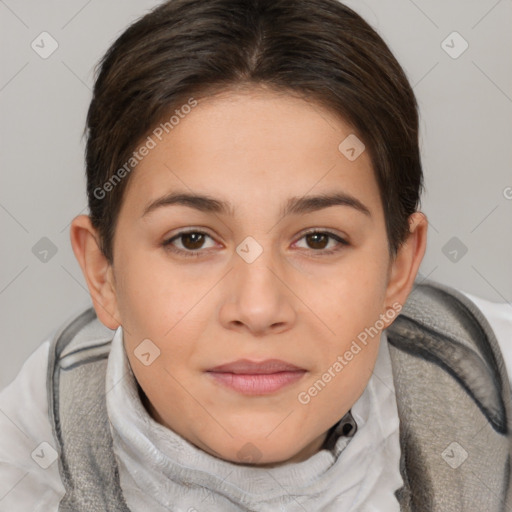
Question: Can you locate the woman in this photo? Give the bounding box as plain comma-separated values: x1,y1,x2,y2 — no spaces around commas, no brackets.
1,1,510,510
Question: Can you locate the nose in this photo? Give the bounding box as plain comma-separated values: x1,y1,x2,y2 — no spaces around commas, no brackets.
218,242,297,336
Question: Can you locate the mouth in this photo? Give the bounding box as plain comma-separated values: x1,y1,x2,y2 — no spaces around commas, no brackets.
206,359,307,395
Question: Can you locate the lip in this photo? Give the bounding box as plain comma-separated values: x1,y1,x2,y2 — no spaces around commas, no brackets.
206,359,307,395
208,359,304,374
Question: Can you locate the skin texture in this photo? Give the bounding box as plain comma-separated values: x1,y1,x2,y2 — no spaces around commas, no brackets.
71,86,427,466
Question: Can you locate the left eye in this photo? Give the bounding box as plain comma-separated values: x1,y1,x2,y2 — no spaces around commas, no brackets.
294,231,348,252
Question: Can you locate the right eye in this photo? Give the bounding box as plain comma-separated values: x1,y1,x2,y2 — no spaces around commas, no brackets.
162,230,218,257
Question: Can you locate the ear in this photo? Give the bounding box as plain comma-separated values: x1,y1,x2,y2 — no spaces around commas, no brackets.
383,212,428,316
69,214,121,330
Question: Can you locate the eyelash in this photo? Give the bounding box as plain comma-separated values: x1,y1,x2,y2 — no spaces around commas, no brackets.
162,229,349,258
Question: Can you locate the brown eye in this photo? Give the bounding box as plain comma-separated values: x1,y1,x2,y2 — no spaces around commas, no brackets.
180,232,206,250
305,232,329,249
162,230,217,257
294,230,349,254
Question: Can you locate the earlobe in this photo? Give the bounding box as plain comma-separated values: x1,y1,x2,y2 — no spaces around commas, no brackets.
384,212,428,315
69,215,121,330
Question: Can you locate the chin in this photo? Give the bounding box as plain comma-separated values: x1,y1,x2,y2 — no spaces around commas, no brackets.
196,434,320,467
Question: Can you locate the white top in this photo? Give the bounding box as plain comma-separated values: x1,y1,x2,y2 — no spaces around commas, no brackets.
0,291,510,511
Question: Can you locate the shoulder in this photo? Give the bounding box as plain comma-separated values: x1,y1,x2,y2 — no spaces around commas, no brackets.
0,305,114,512
388,280,512,433
460,290,512,389
387,283,512,510
393,281,510,366
0,339,64,511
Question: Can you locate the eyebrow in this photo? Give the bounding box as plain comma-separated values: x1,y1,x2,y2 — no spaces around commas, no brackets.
141,190,371,218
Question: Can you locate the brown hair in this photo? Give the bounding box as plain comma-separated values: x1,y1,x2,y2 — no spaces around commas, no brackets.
85,0,423,263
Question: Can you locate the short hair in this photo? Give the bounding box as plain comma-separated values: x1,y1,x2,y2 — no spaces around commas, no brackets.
85,0,423,263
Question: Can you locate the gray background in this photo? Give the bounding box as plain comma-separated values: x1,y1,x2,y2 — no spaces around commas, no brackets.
1,0,511,389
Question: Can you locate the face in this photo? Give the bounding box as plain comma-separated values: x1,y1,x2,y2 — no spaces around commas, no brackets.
107,87,401,466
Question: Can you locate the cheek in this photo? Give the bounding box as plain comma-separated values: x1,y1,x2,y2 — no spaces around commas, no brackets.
315,254,388,334
301,255,388,401
114,253,215,388
113,248,193,335
299,279,384,427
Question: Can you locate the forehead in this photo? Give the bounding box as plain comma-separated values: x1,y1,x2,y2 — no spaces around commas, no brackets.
121,88,381,218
